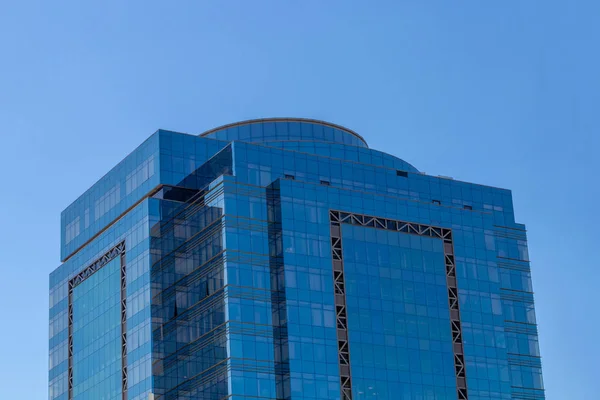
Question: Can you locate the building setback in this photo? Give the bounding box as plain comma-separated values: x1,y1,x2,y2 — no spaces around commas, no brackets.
49,118,544,400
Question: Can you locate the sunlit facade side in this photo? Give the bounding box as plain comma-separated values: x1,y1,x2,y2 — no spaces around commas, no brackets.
49,118,544,400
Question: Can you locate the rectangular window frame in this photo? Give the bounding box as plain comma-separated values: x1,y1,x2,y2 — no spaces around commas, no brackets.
68,242,127,400
329,211,468,400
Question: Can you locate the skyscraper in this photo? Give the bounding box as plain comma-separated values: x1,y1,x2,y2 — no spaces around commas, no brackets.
49,118,544,400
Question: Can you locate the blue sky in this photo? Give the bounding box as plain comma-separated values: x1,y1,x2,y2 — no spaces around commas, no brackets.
0,1,597,398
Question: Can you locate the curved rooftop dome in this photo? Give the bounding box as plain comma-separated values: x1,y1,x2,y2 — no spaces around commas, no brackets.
200,118,369,148
200,117,419,173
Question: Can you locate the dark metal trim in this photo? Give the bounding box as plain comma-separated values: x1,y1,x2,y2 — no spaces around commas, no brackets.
329,210,468,400
68,242,128,400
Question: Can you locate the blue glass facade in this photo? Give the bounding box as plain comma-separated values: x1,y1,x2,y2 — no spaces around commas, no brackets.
50,118,544,400
72,257,123,399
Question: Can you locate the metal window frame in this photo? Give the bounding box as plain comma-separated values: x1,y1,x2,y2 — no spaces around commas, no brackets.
329,210,468,400
68,242,128,400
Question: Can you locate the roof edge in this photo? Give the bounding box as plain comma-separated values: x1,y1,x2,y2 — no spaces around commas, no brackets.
199,117,368,147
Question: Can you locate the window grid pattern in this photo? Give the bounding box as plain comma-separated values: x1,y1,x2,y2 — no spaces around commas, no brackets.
51,121,545,400
148,148,232,399
329,210,468,400
68,242,128,400
202,119,368,148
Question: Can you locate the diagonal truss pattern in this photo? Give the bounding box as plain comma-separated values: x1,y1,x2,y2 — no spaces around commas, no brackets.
68,242,128,400
329,210,468,400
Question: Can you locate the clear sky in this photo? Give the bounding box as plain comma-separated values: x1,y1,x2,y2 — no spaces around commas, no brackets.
0,1,597,399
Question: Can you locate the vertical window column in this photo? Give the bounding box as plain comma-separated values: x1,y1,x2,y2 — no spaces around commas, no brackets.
68,242,128,400
328,211,468,400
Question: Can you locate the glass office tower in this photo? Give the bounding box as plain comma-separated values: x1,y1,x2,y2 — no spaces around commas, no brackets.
49,118,544,400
